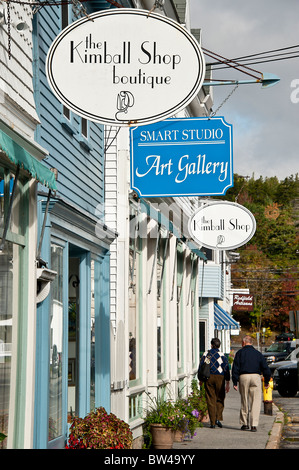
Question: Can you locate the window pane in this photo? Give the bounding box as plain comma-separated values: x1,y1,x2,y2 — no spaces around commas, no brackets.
157,237,166,376
81,119,88,138
0,172,15,234
90,260,95,411
48,244,64,441
0,243,13,449
129,249,139,382
68,258,79,419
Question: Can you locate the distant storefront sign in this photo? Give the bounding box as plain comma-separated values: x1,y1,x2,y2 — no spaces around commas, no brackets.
233,294,254,312
188,201,256,250
130,117,233,197
46,9,205,126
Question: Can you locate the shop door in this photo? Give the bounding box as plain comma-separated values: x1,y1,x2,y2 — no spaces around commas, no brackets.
68,246,91,420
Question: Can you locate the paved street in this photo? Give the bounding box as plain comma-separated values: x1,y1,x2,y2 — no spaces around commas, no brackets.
272,390,299,449
173,382,282,450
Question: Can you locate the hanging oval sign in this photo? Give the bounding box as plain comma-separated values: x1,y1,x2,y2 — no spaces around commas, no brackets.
46,9,205,126
188,201,256,250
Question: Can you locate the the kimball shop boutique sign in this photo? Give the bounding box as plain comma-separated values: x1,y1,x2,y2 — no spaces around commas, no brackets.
46,9,205,126
130,117,233,197
188,201,256,250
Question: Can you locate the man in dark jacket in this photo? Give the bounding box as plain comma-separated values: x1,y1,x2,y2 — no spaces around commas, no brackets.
198,338,230,428
232,335,271,432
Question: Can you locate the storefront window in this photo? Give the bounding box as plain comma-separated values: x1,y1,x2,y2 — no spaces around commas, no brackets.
129,205,141,384
0,242,13,449
157,235,167,377
177,247,184,368
190,256,197,366
90,260,95,411
68,257,79,419
129,248,139,382
0,166,22,448
48,244,64,441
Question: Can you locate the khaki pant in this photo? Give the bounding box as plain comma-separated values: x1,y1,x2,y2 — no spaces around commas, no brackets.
205,374,226,425
239,374,262,427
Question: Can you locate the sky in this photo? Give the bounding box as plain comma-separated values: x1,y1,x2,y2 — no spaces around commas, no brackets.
189,0,299,181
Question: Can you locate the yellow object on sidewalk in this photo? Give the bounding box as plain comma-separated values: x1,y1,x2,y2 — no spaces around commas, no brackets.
262,377,273,402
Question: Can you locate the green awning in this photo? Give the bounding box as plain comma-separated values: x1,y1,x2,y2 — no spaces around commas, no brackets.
0,130,57,191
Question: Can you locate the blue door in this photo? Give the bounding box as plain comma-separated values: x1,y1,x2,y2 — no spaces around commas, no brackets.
34,238,111,448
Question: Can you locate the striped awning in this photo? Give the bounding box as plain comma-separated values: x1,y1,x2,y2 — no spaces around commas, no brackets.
214,303,239,331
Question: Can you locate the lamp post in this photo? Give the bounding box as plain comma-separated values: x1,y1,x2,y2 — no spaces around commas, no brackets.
203,72,280,88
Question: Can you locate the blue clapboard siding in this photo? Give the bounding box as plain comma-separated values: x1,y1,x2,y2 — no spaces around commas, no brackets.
198,264,224,300
33,4,105,218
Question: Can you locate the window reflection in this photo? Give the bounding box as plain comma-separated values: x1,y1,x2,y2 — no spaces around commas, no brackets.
48,244,63,441
90,260,95,411
129,249,138,381
0,244,13,449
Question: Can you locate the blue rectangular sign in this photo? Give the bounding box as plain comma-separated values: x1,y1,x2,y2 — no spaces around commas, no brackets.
130,117,233,197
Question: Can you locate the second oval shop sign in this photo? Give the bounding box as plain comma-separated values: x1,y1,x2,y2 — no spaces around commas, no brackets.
46,9,205,126
188,201,256,250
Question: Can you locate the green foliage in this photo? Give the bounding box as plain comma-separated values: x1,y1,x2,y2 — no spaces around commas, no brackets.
223,173,299,208
144,396,182,429
222,174,299,332
189,379,208,416
0,432,7,442
66,407,133,449
143,381,206,448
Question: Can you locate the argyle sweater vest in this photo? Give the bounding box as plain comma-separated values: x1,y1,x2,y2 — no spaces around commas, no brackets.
199,348,230,381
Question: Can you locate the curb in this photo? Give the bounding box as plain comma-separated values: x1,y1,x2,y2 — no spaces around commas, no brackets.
265,404,284,449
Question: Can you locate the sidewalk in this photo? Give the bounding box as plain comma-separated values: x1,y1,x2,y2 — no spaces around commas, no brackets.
173,383,284,450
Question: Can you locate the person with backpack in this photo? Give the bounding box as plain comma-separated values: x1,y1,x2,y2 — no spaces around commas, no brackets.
198,338,230,428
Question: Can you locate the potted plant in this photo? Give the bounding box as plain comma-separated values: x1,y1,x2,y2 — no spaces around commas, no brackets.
143,394,185,449
173,396,201,441
189,379,208,422
66,406,133,449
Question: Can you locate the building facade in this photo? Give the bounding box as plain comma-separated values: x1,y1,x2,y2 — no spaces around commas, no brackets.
105,0,239,448
32,0,118,449
0,0,239,449
0,0,57,448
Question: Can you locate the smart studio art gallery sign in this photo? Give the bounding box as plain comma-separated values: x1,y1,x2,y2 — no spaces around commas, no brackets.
130,117,233,197
46,9,205,125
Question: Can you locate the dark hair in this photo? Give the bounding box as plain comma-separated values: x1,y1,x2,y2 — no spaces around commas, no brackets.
211,338,221,349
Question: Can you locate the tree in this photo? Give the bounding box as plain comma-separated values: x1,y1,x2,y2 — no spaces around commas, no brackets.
231,246,280,330
225,174,299,333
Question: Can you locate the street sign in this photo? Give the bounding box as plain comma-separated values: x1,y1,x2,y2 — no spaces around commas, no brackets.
46,9,205,126
130,117,233,197
233,294,254,312
188,201,256,250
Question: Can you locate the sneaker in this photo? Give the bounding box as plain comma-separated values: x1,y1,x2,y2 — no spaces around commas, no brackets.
241,425,249,430
216,420,223,428
251,426,257,432
210,424,216,428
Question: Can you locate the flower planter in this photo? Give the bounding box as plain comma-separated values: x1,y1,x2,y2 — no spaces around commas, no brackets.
173,429,184,442
150,424,175,449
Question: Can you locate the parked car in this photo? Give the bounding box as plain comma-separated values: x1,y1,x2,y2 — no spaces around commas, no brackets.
269,347,299,375
273,361,299,397
275,332,295,341
263,340,299,364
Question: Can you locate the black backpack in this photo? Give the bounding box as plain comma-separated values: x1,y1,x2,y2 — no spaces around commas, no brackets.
197,352,211,382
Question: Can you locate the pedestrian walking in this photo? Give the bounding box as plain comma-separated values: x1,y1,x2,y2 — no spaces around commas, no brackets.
232,335,271,432
198,338,230,428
